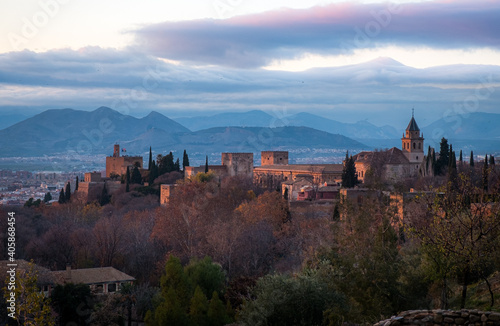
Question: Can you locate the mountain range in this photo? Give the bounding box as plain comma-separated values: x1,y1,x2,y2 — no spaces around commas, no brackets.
174,111,400,139
1,107,499,165
0,107,367,161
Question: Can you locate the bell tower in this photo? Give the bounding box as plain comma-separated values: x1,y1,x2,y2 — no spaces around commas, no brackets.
402,109,424,163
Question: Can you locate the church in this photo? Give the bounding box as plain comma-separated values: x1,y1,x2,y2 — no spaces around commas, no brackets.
353,113,424,182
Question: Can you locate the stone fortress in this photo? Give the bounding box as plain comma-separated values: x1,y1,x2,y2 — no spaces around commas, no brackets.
77,114,426,205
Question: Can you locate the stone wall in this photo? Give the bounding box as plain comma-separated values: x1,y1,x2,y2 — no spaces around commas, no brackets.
374,309,500,326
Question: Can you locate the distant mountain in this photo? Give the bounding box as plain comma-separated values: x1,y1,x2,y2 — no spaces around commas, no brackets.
285,112,400,139
0,108,368,161
174,110,275,130
0,107,189,157
174,110,399,139
421,112,500,141
121,126,367,154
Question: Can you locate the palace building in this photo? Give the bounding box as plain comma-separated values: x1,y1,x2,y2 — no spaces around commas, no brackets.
353,113,425,182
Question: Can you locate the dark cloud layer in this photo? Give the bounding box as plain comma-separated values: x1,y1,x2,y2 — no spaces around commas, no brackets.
133,1,500,68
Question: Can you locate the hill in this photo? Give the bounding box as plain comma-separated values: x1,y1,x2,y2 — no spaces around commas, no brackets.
0,107,189,157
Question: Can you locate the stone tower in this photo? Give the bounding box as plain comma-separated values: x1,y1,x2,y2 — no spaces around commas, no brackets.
401,110,424,163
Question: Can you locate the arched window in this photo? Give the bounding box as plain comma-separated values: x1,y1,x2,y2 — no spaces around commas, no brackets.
413,142,416,149
418,143,421,149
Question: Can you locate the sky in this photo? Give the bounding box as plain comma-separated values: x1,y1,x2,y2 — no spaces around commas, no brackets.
0,0,499,128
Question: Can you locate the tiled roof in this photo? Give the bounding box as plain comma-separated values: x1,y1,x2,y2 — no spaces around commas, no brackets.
52,267,135,285
353,147,409,165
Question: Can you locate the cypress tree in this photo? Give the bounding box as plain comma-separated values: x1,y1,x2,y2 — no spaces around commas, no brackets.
341,152,358,188
44,192,52,203
75,176,79,191
65,182,71,202
436,137,449,175
58,188,65,204
205,156,209,173
448,150,458,188
490,155,495,166
459,150,463,163
332,204,340,220
183,150,190,171
470,151,474,166
126,166,130,192
99,184,110,206
131,166,142,184
174,158,180,172
482,154,489,191
148,146,153,171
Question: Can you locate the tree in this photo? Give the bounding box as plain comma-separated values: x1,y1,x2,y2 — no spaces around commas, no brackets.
51,283,94,325
99,184,110,206
459,150,463,164
75,176,79,191
332,204,340,220
148,146,153,171
126,166,130,192
43,192,52,203
238,272,344,326
58,188,66,204
448,149,458,189
183,150,190,171
158,152,176,175
435,137,450,175
490,155,496,166
147,255,192,326
3,261,56,325
174,158,181,172
131,166,142,184
205,156,209,173
341,152,358,188
189,286,209,326
470,150,474,167
482,154,489,191
407,175,500,309
207,291,230,326
65,182,71,202
24,197,42,207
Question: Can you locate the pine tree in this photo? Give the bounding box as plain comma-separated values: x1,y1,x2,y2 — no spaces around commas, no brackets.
148,146,153,171
470,151,474,166
190,286,209,326
126,166,130,192
205,156,209,173
207,291,230,326
58,188,65,204
65,182,71,202
183,150,190,171
482,154,489,191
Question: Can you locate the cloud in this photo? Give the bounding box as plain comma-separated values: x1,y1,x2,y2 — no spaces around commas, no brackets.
132,0,500,68
0,47,499,127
